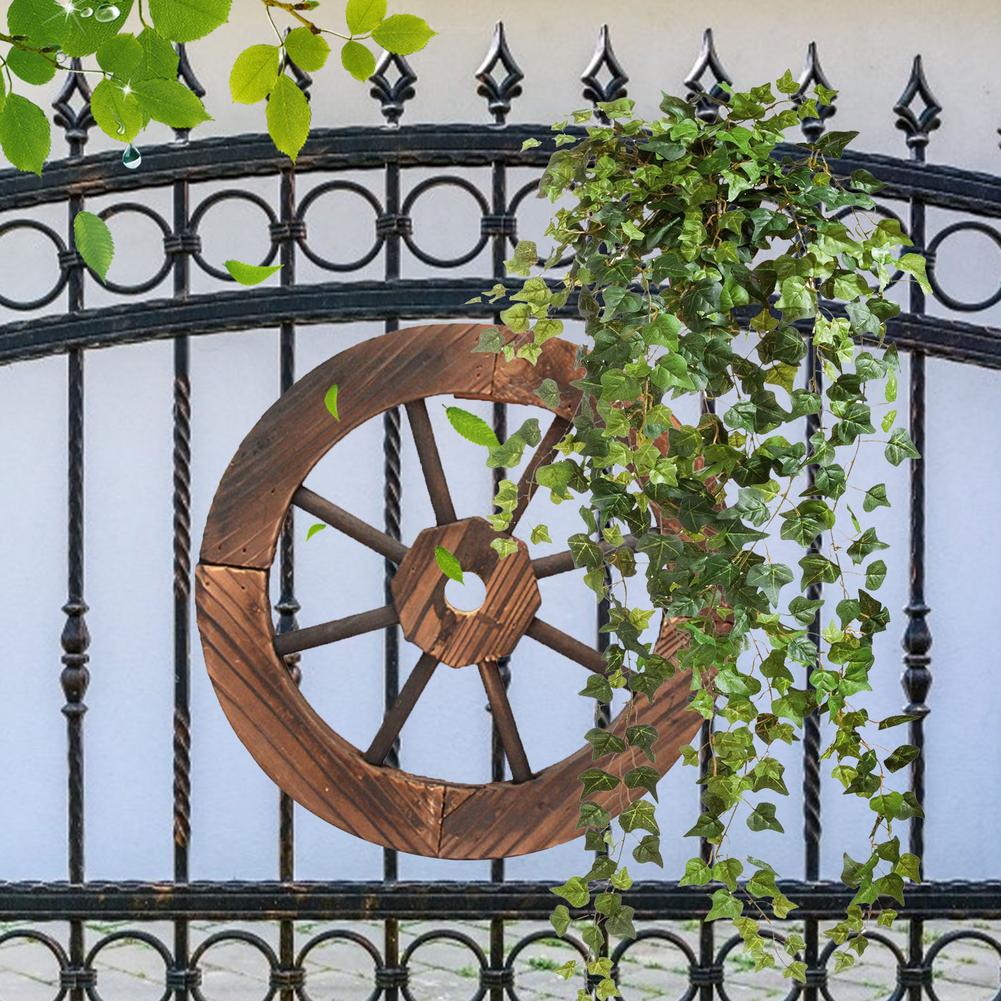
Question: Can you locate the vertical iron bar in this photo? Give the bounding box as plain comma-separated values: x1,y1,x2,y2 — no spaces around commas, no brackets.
697,395,715,1001
171,145,193,1001
902,145,932,1001
488,155,509,999
382,149,403,1001
274,163,302,1001
61,95,89,1001
803,340,823,1001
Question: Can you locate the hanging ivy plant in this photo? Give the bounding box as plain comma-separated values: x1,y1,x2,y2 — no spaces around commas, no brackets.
469,78,928,993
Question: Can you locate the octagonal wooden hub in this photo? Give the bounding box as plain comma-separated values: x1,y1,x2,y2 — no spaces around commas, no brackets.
391,517,540,668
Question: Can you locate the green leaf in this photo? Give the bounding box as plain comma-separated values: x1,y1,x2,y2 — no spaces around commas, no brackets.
866,560,887,590
885,427,920,466
530,524,552,545
705,889,744,922
885,744,920,772
0,94,50,175
345,0,386,33
372,13,436,55
491,537,518,559
619,799,659,835
91,79,143,142
552,876,589,908
323,383,340,420
148,0,231,42
223,260,281,286
266,74,311,162
73,211,114,280
863,483,890,512
96,34,143,78
434,545,463,584
230,44,280,104
7,48,56,85
340,40,375,81
133,78,211,129
746,563,794,606
550,903,571,936
306,523,326,540
445,406,500,448
632,834,663,867
285,26,332,72
747,802,785,833
581,768,618,796
679,858,712,886
136,27,179,80
624,765,660,800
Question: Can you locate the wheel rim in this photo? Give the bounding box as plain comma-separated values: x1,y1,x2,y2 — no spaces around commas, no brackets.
196,322,703,859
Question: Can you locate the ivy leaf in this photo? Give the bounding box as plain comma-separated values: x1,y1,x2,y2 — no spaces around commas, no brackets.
133,78,212,129
632,834,663,867
341,40,376,82
746,562,794,606
884,744,920,772
73,211,115,280
323,383,340,420
581,768,619,796
530,524,552,545
584,727,626,759
473,327,504,354
230,45,280,104
434,546,463,584
798,554,841,588
445,406,500,448
863,483,890,512
551,876,589,908
619,799,659,835
306,523,326,541
371,14,436,55
345,0,387,33
624,765,660,800
747,802,785,833
625,723,657,760
0,94,51,175
679,858,712,886
266,75,311,162
550,903,571,936
148,0,232,42
885,428,920,466
224,260,282,286
865,560,887,590
705,889,744,922
286,27,331,72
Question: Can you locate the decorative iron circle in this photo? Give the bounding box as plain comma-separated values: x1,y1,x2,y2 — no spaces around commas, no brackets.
195,323,702,860
505,929,589,1001
924,929,1001,1001
400,930,488,1001
927,220,1001,311
84,930,174,1001
0,219,70,311
401,176,490,267
92,203,173,296
189,931,279,1001
296,180,385,272
296,930,382,1001
189,190,279,281
611,930,698,1001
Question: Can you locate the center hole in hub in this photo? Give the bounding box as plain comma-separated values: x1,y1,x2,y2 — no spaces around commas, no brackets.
444,572,487,613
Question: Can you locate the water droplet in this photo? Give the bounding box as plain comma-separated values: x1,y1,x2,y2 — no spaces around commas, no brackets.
94,3,120,21
122,144,142,170
78,5,93,16
116,123,125,136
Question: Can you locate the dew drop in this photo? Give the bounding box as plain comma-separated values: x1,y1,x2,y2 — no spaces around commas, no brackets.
94,3,120,21
122,143,142,170
116,123,125,136
79,5,93,16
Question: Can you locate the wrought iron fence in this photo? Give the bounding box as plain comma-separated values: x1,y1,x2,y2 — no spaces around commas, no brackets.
1,21,1000,1001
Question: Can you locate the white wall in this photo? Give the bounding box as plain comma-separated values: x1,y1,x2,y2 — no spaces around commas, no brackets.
1,1,1000,887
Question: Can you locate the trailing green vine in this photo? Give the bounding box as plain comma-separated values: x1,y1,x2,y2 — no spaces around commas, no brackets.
470,77,928,994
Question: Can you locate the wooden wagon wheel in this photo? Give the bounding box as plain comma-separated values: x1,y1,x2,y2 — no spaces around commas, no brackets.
196,322,703,860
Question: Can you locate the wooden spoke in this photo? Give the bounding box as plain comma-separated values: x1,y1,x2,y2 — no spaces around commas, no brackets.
525,617,607,675
364,653,438,765
531,535,638,580
508,415,571,533
274,604,399,657
405,399,457,525
294,486,407,564
478,661,532,783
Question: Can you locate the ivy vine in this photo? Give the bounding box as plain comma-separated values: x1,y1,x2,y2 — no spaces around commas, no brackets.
467,77,928,994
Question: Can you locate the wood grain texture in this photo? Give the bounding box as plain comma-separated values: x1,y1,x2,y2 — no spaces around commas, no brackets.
392,517,540,668
196,324,704,860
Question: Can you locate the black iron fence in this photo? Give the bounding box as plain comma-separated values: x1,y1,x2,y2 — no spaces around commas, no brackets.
1,22,1000,1001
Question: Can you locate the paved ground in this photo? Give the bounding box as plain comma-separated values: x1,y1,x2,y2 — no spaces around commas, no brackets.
1,917,999,999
